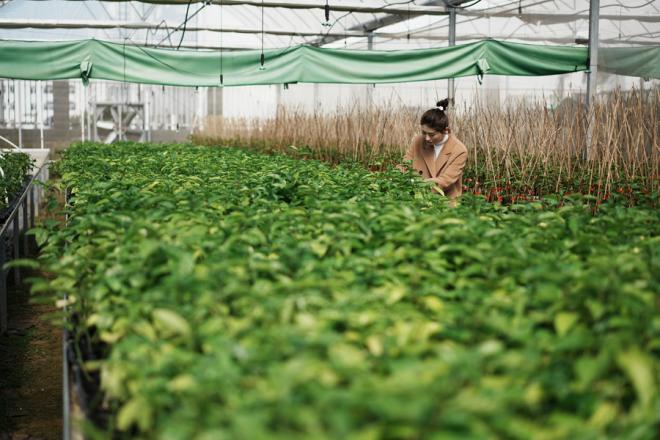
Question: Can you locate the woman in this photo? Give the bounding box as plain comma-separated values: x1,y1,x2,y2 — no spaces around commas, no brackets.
400,98,468,200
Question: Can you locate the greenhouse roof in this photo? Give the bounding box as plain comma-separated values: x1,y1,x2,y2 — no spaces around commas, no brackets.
1,0,657,50
0,0,657,83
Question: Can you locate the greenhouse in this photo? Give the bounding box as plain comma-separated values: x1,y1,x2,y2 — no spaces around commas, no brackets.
0,0,658,439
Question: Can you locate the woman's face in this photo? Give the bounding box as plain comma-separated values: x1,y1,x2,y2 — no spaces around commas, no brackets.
421,124,448,146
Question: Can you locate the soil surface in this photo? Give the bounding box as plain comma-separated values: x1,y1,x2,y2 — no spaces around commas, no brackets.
1,181,64,440
0,269,62,440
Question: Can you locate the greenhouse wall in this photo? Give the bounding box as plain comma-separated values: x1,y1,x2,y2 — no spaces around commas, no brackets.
0,73,656,151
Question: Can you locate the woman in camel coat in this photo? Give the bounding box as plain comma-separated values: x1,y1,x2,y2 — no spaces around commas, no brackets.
400,98,468,200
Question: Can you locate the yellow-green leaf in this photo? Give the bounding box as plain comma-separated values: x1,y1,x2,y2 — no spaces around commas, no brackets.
616,348,656,410
117,396,153,432
152,308,192,339
554,312,579,336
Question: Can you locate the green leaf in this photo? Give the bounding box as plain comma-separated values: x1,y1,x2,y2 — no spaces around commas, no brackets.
329,343,366,369
152,308,192,340
554,312,579,337
616,348,656,410
117,396,153,432
3,258,40,270
309,240,328,257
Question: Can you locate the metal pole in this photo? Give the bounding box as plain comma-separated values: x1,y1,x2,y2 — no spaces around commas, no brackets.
62,326,71,440
81,83,86,142
38,81,45,149
195,86,200,132
585,0,599,160
146,87,152,142
16,80,22,148
366,31,374,109
29,186,35,228
0,238,6,333
118,103,123,142
22,197,28,255
12,214,20,285
0,80,4,127
87,83,92,142
313,83,319,113
448,6,456,104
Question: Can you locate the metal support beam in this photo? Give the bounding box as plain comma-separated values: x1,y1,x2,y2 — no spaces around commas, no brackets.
459,10,658,22
585,0,599,160
52,0,660,22
0,237,5,333
16,81,22,148
22,193,28,256
586,0,600,109
0,19,656,46
12,214,19,285
58,0,450,16
447,6,456,104
313,0,443,46
0,18,418,40
0,37,256,51
29,187,35,229
81,85,86,142
38,80,45,149
366,31,374,108
217,0,447,15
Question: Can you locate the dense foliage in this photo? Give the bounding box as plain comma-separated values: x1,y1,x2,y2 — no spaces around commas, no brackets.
33,142,658,439
0,151,34,213
193,139,658,208
194,89,659,207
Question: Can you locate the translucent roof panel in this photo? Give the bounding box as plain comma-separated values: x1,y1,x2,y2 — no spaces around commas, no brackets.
339,0,660,49
0,0,420,49
0,0,657,50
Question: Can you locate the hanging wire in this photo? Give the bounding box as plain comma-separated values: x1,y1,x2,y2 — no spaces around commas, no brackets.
122,37,128,142
603,0,655,9
407,2,410,42
177,0,194,49
321,0,416,42
219,0,224,84
259,0,266,69
406,0,548,41
323,0,331,27
449,0,483,8
156,2,207,48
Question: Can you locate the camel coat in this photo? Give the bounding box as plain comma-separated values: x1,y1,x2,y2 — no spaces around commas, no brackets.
402,134,468,199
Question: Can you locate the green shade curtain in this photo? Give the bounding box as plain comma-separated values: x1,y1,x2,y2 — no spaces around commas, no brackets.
0,38,605,86
599,46,660,80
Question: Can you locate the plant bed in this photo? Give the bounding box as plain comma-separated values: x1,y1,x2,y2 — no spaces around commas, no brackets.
30,142,659,439
0,174,34,223
65,318,111,431
0,151,35,221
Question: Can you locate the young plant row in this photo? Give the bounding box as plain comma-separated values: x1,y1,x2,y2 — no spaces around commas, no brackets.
194,88,659,207
34,142,659,439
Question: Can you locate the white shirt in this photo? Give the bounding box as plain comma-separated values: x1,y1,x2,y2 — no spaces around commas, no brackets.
434,134,449,159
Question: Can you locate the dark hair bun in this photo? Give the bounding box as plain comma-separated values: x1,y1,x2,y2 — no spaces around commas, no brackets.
436,98,450,110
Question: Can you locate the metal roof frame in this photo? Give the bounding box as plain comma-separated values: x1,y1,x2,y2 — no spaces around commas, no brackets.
2,0,657,49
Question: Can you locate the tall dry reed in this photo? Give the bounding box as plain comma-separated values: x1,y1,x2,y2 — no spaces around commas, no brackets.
193,88,659,204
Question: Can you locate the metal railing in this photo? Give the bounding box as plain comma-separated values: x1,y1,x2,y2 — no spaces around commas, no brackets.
63,188,71,440
0,161,50,333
